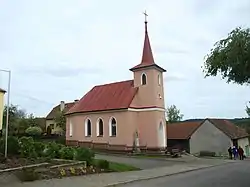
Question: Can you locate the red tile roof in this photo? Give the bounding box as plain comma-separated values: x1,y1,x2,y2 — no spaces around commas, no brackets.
66,80,138,115
46,102,75,120
209,119,249,139
167,119,249,140
167,121,202,139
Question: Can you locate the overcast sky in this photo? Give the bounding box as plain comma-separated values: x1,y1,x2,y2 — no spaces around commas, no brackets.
0,0,250,119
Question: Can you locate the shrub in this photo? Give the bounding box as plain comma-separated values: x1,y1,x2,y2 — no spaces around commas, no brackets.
74,147,95,165
0,136,20,155
25,127,42,137
199,151,216,157
96,159,109,169
59,146,75,160
7,136,20,155
43,142,64,159
0,138,5,154
15,168,40,182
33,142,45,157
55,137,66,145
19,136,37,158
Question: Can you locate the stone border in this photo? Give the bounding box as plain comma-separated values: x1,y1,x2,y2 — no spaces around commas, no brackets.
51,158,76,163
0,163,49,173
104,162,235,187
96,152,187,163
0,159,85,173
50,161,86,169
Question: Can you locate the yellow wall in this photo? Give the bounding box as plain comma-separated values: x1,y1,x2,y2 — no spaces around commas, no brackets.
0,92,5,130
46,119,64,135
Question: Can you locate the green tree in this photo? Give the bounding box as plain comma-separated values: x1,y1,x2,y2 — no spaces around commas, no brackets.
54,111,66,132
26,114,38,127
166,105,184,123
203,27,250,85
25,126,42,136
203,27,250,116
2,105,42,135
2,104,27,135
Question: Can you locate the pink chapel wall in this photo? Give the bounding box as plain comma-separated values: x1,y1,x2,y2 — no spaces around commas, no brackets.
66,109,166,149
135,110,167,149
66,110,137,146
131,68,165,109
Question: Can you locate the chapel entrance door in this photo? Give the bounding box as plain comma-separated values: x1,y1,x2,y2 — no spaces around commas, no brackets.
158,122,166,148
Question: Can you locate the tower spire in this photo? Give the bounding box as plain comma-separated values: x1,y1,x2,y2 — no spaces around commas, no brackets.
143,10,148,33
141,11,155,65
130,12,165,72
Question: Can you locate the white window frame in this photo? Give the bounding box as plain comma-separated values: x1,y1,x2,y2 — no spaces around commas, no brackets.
109,117,117,137
158,74,161,85
141,73,147,85
69,121,73,137
85,118,92,137
96,118,104,136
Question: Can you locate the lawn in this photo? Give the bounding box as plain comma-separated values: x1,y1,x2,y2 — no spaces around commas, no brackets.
94,159,140,172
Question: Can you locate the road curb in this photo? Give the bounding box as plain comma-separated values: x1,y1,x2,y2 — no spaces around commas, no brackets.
105,162,234,187
96,153,187,163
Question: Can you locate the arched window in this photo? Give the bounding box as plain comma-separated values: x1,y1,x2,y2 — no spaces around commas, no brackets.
97,118,104,136
85,119,92,136
141,73,147,85
159,122,163,131
158,74,161,85
109,117,117,137
69,121,73,137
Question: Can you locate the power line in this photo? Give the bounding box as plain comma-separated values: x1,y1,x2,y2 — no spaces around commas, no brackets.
12,92,55,106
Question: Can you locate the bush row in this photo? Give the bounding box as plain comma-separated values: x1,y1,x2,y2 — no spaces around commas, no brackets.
0,136,95,165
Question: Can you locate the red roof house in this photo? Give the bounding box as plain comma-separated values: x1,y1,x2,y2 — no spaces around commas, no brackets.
45,101,77,135
167,119,249,155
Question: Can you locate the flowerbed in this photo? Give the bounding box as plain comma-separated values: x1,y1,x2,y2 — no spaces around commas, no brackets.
0,136,140,182
38,164,107,180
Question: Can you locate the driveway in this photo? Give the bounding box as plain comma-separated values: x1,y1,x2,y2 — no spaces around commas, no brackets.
95,154,183,169
119,161,250,187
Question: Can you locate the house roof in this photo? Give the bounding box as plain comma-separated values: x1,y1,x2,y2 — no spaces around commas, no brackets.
209,119,249,139
167,121,202,139
167,119,249,140
66,80,138,115
129,21,166,72
0,88,6,93
46,102,75,120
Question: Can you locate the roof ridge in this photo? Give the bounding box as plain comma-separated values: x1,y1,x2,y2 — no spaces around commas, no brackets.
94,79,133,87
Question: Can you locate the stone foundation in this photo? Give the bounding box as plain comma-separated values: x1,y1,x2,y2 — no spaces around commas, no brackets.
66,140,165,153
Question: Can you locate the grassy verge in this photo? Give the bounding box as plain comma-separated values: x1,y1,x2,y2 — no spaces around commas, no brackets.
94,159,140,172
133,154,164,159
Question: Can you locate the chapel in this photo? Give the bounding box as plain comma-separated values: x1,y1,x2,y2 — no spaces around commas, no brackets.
66,15,167,151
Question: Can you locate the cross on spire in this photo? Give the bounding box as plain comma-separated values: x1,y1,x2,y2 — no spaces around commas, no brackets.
143,10,148,23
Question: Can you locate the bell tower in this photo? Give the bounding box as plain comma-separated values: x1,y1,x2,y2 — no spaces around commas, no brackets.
130,11,166,109
129,12,167,150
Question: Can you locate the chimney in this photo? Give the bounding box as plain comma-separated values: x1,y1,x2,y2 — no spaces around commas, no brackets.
60,101,65,112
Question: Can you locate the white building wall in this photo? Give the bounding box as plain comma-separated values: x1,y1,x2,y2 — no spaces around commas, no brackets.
237,137,249,153
190,120,232,155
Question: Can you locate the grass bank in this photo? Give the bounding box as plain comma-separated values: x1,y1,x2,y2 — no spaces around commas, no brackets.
94,159,140,172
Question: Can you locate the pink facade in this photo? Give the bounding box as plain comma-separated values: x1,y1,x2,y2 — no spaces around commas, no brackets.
66,19,167,151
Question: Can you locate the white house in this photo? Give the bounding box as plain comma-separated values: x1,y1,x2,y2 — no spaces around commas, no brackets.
167,118,250,156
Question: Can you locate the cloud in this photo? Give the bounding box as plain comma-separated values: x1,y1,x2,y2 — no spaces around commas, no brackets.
18,65,102,78
0,0,249,118
164,73,187,82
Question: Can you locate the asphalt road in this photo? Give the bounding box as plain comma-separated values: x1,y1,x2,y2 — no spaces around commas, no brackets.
95,154,182,169
119,161,250,187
